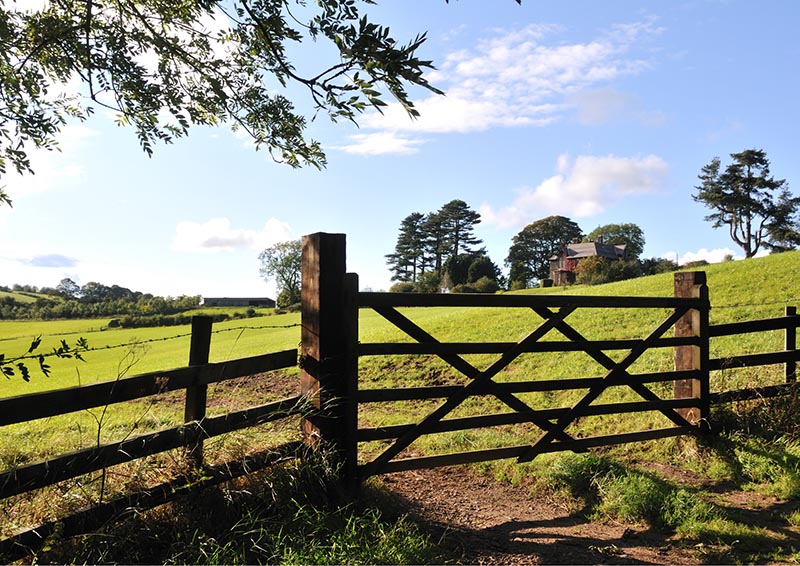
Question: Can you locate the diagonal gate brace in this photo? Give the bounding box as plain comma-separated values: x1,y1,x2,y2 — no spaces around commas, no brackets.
362,306,585,477
517,306,696,463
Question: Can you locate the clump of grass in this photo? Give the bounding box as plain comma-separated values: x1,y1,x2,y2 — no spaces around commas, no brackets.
732,435,800,498
682,517,779,564
271,503,438,565
594,473,671,526
536,451,785,563
785,509,800,527
691,430,800,498
711,391,800,441
537,453,625,513
539,453,717,529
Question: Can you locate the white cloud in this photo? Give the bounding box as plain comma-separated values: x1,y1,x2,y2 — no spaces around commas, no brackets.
0,242,82,290
172,217,293,253
340,19,660,153
680,248,735,264
568,87,668,127
480,153,668,228
336,132,426,155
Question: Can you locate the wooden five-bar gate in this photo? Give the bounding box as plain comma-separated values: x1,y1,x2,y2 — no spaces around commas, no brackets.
300,233,743,485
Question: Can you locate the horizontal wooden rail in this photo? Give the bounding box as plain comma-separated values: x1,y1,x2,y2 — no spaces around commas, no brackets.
0,349,297,427
359,291,706,310
357,370,700,403
0,396,304,499
710,382,799,404
709,349,800,371
358,398,700,441
358,336,698,356
363,427,686,476
533,427,688,454
710,315,800,338
362,445,530,476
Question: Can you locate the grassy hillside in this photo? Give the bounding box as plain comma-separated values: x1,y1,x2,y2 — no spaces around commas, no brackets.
3,253,800,564
2,251,797,398
0,313,302,398
0,290,58,304
358,251,800,394
514,250,799,322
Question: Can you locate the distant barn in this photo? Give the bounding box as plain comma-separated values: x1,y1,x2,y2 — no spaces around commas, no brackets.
200,297,276,308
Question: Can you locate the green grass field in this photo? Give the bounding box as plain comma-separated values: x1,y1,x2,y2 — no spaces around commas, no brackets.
4,250,798,397
3,252,800,563
0,313,302,397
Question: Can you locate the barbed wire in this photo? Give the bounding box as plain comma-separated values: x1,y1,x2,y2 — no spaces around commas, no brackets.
7,322,302,361
5,298,800,363
0,327,106,343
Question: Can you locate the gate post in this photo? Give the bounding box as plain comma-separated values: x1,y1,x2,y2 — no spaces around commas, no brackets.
300,233,358,487
786,306,797,383
185,315,212,470
674,272,710,427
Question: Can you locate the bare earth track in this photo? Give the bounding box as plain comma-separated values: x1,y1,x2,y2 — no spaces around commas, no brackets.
378,464,800,565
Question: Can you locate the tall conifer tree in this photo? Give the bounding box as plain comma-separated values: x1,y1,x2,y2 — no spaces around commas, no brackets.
386,212,427,282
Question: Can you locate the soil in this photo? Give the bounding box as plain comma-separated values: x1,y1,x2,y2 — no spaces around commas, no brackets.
376,464,800,565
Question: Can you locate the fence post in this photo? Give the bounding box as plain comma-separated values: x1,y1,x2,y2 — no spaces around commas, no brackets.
674,272,710,427
786,306,797,383
185,315,212,469
300,233,358,488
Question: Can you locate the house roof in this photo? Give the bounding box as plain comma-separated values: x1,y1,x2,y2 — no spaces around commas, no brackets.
550,242,627,260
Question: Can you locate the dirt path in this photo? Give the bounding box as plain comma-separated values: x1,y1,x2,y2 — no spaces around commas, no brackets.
377,465,799,565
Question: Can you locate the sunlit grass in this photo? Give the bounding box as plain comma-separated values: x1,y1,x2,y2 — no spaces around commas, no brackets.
3,252,800,563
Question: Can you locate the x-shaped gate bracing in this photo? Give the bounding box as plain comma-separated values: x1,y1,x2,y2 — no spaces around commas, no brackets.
360,303,699,479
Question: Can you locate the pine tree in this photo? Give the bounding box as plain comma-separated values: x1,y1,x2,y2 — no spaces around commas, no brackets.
438,200,483,260
421,212,448,276
387,200,486,291
386,212,427,282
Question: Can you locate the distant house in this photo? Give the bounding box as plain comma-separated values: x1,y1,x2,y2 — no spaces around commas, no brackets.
549,241,627,285
200,297,276,308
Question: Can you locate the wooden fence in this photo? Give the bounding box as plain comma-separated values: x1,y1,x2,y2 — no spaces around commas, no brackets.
299,233,800,484
2,231,799,559
0,317,302,559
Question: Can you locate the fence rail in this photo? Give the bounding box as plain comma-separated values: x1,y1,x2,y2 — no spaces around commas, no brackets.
0,350,298,427
0,346,300,500
0,322,301,560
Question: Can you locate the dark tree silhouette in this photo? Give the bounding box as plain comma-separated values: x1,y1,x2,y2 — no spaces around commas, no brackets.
694,149,800,257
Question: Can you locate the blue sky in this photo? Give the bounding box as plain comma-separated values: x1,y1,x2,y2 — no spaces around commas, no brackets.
2,1,799,299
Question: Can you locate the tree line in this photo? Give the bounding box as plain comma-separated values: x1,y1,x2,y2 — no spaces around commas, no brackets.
262,148,799,299
383,149,800,293
385,203,669,292
0,279,200,320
